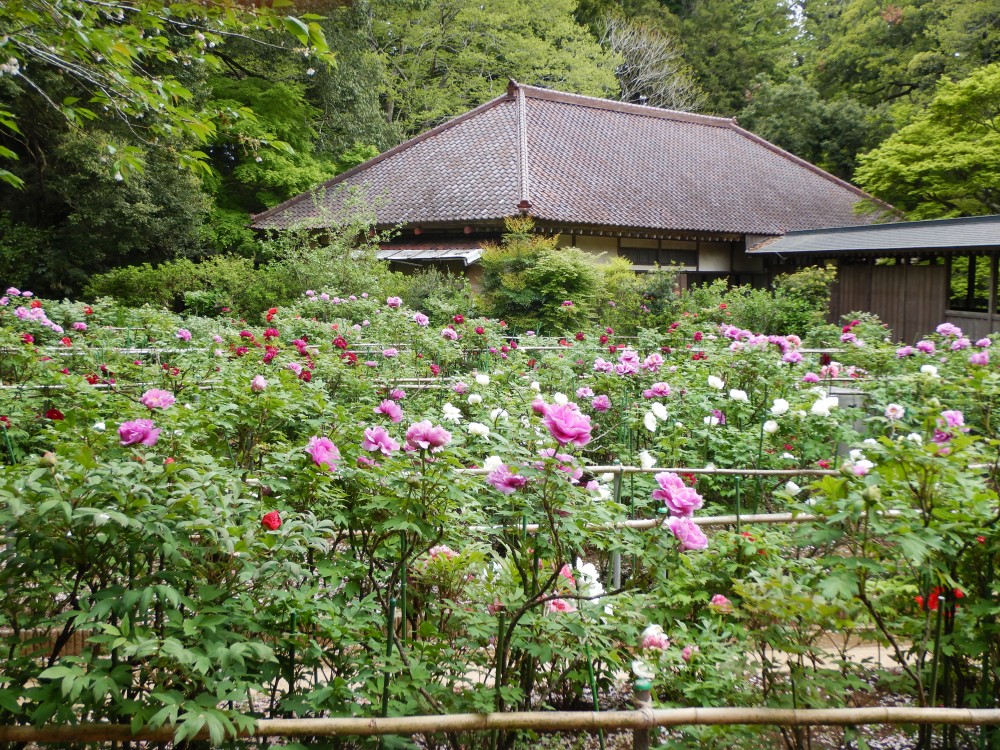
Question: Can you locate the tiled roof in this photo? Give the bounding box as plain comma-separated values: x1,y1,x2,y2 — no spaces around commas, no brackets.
749,214,1000,255
252,82,891,235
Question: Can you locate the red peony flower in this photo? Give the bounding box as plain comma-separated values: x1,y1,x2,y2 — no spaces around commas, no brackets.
575,332,585,341
30,300,42,309
261,510,282,530
84,306,93,315
60,337,72,346
45,408,64,420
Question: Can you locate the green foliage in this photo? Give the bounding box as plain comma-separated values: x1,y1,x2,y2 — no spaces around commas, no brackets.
480,219,603,334
387,268,480,326
854,63,1000,218
0,0,334,185
364,0,618,136
739,75,889,179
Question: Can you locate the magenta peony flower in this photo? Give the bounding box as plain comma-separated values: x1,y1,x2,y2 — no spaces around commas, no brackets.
306,436,340,471
390,388,406,400
486,463,529,494
642,382,671,399
119,419,161,446
404,420,452,452
544,403,592,447
375,399,403,423
176,328,192,342
667,516,708,551
652,471,704,517
591,395,611,412
139,388,175,410
361,425,400,456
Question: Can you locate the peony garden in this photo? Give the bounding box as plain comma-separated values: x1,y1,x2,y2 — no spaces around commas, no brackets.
0,284,998,750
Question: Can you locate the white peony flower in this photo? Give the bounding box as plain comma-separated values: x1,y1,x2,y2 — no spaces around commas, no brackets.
884,403,905,420
93,421,106,433
553,392,569,405
906,432,923,444
784,480,801,496
639,450,656,469
763,419,778,434
490,408,510,421
643,411,658,432
530,381,541,392
703,415,720,426
467,393,483,405
771,398,789,416
651,402,668,421
920,364,939,377
467,422,490,438
442,403,462,423
729,388,748,402
475,373,490,386
707,375,725,390
483,455,503,472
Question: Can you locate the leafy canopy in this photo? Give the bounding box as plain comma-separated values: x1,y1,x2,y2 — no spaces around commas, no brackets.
854,63,1000,218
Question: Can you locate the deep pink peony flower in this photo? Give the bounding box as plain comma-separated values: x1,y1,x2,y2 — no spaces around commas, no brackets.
486,463,529,494
119,419,161,446
546,598,576,613
306,436,340,471
667,516,708,551
652,471,704,517
591,395,611,412
140,388,175,410
709,594,732,612
361,425,400,456
544,403,592,446
404,420,452,452
375,399,403,423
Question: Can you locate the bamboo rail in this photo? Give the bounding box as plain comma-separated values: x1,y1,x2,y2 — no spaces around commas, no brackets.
2,707,998,743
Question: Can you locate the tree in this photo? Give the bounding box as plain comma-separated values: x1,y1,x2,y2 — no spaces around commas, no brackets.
362,0,618,137
739,74,889,179
853,63,1000,218
0,0,334,186
600,15,705,111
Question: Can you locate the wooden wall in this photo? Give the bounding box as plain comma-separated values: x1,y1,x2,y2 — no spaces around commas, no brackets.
830,263,947,343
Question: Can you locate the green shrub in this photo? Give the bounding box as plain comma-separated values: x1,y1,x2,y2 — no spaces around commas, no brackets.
480,218,603,334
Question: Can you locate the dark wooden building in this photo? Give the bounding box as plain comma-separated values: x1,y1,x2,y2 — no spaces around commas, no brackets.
252,81,889,288
750,215,1000,342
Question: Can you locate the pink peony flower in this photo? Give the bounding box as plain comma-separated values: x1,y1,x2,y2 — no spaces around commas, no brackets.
361,425,400,456
531,399,548,415
139,388,175,410
642,382,671,399
667,516,708,551
681,645,699,662
119,419,161,446
970,351,989,366
546,598,576,613
709,594,732,612
576,386,594,399
404,420,452,452
896,346,915,358
306,436,340,471
251,375,267,392
176,328,192,342
916,340,936,354
382,348,399,358
386,296,402,308
941,410,965,429
487,464,529,494
544,403,592,447
413,313,429,326
591,395,611,412
801,372,820,383
427,544,459,561
652,471,704,517
375,399,403,423
641,625,670,650
975,338,992,348
441,328,458,341
390,388,406,400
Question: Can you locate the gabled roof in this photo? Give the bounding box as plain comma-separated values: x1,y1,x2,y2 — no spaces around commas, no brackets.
252,81,890,236
749,214,1000,255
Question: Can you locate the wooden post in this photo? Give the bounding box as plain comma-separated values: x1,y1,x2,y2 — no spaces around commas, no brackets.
633,679,652,750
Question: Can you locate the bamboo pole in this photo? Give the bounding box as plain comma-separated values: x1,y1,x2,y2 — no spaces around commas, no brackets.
468,510,903,534
457,466,839,477
3,707,1000,743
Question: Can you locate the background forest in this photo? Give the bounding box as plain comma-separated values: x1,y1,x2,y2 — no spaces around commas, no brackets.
0,0,998,299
